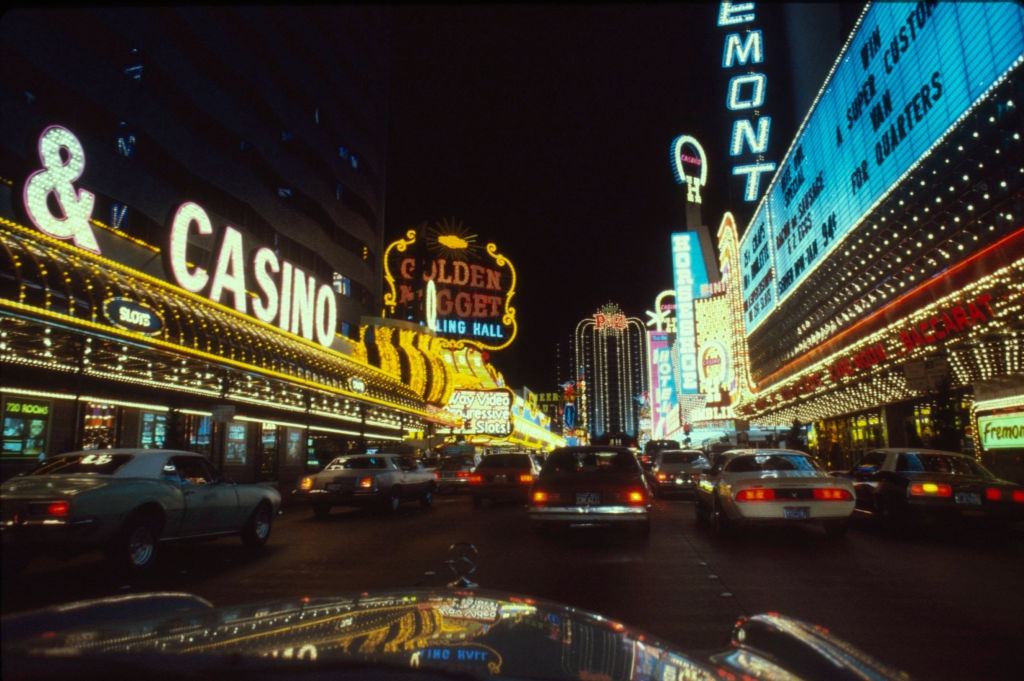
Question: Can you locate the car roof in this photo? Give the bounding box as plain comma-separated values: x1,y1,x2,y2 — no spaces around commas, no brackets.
659,449,704,455
720,448,811,457
49,449,208,479
867,448,969,456
552,446,634,454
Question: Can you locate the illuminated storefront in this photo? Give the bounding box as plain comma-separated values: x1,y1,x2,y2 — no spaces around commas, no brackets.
1,125,457,484
734,2,1024,480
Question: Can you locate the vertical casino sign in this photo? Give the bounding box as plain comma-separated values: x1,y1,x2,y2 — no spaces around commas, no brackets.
382,220,518,351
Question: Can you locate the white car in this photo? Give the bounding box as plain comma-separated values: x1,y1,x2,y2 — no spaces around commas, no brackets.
695,449,855,538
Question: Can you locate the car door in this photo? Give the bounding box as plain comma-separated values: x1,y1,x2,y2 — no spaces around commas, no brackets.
198,456,241,530
170,455,219,535
849,450,888,512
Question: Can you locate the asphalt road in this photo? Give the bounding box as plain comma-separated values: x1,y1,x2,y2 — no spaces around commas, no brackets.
4,493,1023,680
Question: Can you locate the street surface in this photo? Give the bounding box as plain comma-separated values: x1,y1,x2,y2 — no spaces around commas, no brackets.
4,494,1023,680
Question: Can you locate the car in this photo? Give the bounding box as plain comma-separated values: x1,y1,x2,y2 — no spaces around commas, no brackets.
293,453,435,517
642,439,680,471
469,452,542,507
695,448,855,539
528,446,651,535
436,453,482,494
833,447,1024,530
651,449,709,496
1,449,281,572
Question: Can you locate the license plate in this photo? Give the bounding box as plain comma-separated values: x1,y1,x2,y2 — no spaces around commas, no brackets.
326,483,343,491
494,475,507,483
954,492,981,506
784,507,810,519
576,492,600,505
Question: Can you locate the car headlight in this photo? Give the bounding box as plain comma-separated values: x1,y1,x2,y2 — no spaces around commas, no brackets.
300,477,314,491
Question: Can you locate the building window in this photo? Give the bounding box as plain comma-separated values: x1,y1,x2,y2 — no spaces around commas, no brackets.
281,130,295,142
361,246,370,262
140,412,167,449
240,139,252,152
116,122,136,158
314,107,320,125
341,320,352,337
123,47,144,82
337,146,349,160
277,187,294,199
335,183,344,201
333,272,351,296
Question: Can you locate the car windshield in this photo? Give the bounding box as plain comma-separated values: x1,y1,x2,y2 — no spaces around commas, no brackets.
542,450,638,477
478,454,531,469
896,453,993,477
440,456,475,470
29,453,134,476
661,451,706,464
325,456,389,470
725,454,822,473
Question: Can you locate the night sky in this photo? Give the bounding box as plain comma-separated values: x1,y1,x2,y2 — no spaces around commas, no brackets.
384,4,848,390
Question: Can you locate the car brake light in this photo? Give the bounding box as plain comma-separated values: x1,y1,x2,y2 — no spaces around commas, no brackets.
1013,490,1024,503
909,482,952,497
626,490,645,505
300,477,313,491
519,474,534,484
433,470,440,480
985,487,1002,501
736,488,775,502
656,472,668,481
47,501,70,517
456,471,470,479
359,477,373,489
813,488,853,501
469,474,483,484
532,490,549,505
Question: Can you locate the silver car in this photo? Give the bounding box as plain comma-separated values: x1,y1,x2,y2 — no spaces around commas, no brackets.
294,453,436,517
1,449,281,572
650,449,709,496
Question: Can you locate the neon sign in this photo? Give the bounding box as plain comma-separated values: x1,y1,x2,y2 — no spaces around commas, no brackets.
382,223,518,351
669,135,708,205
671,233,709,393
645,290,676,333
648,331,677,438
977,411,1024,451
21,125,341,349
718,2,776,202
441,389,514,436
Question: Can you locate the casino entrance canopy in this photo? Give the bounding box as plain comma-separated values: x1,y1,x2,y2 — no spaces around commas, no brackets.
0,215,458,437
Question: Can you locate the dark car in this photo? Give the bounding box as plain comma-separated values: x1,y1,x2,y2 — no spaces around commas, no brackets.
469,453,542,507
651,449,709,496
835,448,1024,529
528,446,651,535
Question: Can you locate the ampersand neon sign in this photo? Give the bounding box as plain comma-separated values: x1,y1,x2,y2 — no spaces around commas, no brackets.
23,125,100,253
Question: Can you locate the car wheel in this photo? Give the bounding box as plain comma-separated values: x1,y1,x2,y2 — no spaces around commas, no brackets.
312,503,331,519
2,551,33,575
472,495,483,508
695,497,709,525
823,519,848,539
385,488,402,514
635,518,652,539
241,502,273,548
711,495,732,538
420,489,433,508
109,512,160,572
876,496,907,534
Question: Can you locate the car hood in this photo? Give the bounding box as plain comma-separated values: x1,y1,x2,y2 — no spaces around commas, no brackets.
1,588,908,681
1,475,112,498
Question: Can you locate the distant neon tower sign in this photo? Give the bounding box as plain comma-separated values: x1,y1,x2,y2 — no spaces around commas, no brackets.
718,1,776,202
670,135,708,205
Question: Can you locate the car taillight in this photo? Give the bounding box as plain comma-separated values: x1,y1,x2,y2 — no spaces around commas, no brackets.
1013,490,1024,503
626,490,646,505
813,488,853,501
433,470,440,480
47,501,70,517
519,474,534,484
469,474,483,484
656,472,668,481
359,476,374,489
909,482,952,497
736,488,775,502
300,477,313,491
532,490,549,505
985,487,1002,501
456,471,470,479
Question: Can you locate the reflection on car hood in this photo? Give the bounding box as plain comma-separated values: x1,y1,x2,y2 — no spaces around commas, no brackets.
1,588,910,681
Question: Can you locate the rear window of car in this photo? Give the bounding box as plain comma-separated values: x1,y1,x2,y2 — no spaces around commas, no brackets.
661,451,706,464
896,453,991,477
441,456,475,470
478,454,531,469
31,453,134,476
725,454,822,473
326,456,390,470
542,450,638,477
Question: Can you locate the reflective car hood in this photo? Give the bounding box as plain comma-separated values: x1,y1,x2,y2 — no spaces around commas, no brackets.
1,475,111,498
1,588,909,681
